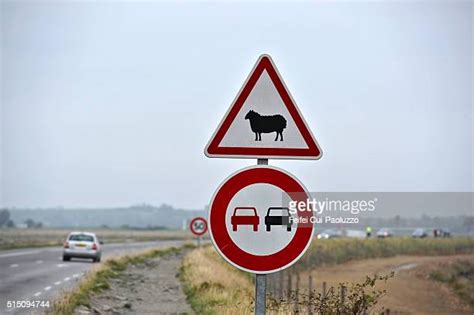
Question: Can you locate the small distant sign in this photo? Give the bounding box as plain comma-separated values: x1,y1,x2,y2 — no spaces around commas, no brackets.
189,217,208,236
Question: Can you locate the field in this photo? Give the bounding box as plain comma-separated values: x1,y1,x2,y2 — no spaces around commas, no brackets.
291,254,474,314
0,228,194,250
298,237,474,270
180,237,474,314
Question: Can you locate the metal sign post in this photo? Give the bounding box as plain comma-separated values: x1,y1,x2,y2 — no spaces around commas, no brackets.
206,54,321,315
190,217,208,247
255,274,267,315
255,158,268,315
208,163,314,313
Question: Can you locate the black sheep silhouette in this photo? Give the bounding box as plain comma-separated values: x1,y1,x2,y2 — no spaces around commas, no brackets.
244,110,287,141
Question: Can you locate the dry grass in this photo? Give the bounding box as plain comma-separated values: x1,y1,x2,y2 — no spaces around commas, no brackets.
51,246,184,315
0,228,192,250
430,259,474,306
180,246,396,315
180,238,474,314
180,246,255,315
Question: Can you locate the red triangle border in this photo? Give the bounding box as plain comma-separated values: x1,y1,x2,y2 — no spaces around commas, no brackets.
205,55,322,160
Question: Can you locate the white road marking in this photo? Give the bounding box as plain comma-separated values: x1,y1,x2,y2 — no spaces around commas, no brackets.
36,260,43,264
56,263,68,268
0,250,40,258
73,273,80,278
54,281,61,285
44,286,52,291
64,277,70,282
33,292,41,297
10,264,19,268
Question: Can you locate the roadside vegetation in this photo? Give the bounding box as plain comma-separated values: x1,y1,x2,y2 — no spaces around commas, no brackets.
180,246,254,314
0,228,192,250
181,238,474,314
299,237,474,270
266,273,394,314
430,259,474,307
180,246,395,314
51,246,186,315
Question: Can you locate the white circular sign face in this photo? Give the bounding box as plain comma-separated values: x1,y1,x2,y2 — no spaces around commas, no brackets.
190,217,208,236
209,165,314,274
226,183,297,256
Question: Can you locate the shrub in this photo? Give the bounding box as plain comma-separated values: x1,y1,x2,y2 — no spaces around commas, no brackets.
266,273,394,314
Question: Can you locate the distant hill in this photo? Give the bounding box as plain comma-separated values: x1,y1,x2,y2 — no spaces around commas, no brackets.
9,204,206,229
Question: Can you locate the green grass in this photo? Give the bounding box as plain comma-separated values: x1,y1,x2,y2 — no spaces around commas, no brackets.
299,237,474,270
51,246,183,315
430,259,474,306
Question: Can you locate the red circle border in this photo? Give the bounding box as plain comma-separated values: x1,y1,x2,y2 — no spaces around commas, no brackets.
190,217,208,236
209,166,313,273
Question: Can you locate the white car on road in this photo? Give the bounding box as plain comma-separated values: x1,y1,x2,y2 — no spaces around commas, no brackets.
63,232,102,262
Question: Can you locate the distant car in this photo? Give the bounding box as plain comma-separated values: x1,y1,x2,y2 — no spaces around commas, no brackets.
441,229,451,237
317,229,343,239
264,207,292,232
434,228,451,238
412,228,428,238
231,207,259,232
376,228,393,238
63,232,103,262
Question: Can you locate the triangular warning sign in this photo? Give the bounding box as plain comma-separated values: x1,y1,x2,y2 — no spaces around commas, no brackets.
205,54,322,160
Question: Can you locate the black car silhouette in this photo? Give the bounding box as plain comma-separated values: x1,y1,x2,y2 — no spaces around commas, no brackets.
231,207,259,232
264,207,292,232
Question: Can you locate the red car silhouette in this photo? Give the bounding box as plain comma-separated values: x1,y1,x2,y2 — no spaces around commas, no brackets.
231,207,259,232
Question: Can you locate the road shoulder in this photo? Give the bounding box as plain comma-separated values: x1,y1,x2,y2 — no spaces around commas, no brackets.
75,250,192,315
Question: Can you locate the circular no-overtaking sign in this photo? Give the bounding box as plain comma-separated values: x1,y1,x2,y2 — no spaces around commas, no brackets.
209,165,314,274
190,217,208,236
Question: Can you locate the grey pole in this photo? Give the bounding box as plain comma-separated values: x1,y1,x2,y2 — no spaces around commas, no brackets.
255,158,268,315
257,159,268,165
255,274,267,315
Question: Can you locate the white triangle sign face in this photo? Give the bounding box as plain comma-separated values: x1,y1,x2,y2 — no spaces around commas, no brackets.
205,54,322,160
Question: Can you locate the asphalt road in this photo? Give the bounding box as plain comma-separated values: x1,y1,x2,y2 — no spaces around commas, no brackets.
0,240,184,315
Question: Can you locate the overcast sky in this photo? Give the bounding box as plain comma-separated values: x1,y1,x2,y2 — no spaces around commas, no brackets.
1,1,472,210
